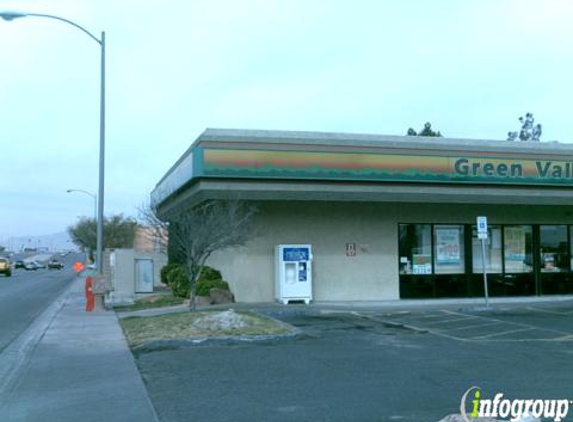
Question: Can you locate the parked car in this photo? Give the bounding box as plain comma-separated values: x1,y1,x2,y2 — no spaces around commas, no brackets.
14,260,25,269
0,258,12,277
48,260,64,270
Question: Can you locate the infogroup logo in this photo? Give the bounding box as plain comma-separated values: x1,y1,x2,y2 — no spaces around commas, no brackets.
460,386,571,422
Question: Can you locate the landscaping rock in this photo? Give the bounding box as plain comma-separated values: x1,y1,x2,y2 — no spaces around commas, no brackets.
210,288,235,304
195,295,213,307
192,309,246,331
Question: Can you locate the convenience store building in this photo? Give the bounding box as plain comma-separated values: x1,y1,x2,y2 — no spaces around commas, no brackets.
151,128,573,302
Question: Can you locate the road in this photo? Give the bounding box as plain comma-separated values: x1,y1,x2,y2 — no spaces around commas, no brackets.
134,302,573,422
0,254,78,353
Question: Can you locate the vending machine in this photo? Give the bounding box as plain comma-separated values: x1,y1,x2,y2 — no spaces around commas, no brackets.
275,245,313,304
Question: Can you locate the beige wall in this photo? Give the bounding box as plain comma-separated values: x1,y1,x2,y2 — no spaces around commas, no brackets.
208,201,400,302
134,226,167,254
105,249,167,305
207,201,573,303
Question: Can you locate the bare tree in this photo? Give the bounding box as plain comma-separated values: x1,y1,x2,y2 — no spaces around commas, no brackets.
507,112,542,142
153,200,258,310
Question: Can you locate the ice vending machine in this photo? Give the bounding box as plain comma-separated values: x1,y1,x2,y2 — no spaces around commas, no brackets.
275,245,313,304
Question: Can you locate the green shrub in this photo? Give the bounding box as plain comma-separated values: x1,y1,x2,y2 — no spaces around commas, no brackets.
195,265,229,296
160,263,182,286
198,266,222,282
169,266,190,298
165,264,230,299
196,279,229,296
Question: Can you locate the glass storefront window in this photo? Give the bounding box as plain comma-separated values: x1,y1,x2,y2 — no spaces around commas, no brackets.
569,227,573,271
433,225,465,274
472,225,502,273
398,224,432,275
504,225,533,273
540,225,568,273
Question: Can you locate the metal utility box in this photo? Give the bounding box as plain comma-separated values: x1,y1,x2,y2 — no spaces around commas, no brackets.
275,245,313,304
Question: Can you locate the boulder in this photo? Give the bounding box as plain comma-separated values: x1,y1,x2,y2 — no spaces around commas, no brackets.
193,309,246,331
194,295,213,307
210,288,235,304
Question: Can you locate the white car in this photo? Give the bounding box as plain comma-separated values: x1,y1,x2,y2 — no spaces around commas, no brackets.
24,261,38,271
34,261,47,269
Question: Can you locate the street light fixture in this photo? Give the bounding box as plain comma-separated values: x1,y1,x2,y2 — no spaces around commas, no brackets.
1,11,106,275
66,188,97,223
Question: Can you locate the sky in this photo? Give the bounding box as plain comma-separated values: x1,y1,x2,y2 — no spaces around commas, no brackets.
1,0,572,239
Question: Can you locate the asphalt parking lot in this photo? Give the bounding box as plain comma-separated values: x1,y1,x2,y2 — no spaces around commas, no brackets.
134,300,573,422
356,302,573,342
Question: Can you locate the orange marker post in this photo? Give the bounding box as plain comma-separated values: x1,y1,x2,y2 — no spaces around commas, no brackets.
85,276,95,312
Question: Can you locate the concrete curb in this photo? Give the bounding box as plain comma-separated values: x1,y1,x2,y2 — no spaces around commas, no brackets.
132,329,304,354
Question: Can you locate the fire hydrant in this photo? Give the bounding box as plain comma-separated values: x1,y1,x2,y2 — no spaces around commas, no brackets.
85,276,95,312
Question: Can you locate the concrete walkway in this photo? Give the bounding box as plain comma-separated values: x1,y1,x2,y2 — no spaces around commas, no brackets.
0,277,158,422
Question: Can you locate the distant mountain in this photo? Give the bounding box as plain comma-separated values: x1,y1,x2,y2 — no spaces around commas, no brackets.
3,232,76,252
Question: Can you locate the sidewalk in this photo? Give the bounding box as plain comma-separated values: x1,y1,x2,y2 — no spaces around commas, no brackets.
0,276,159,422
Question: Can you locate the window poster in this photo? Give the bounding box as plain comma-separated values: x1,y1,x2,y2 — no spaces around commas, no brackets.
412,254,432,274
504,227,526,261
436,228,461,264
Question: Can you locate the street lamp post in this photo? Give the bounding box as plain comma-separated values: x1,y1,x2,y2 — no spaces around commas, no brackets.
1,11,105,275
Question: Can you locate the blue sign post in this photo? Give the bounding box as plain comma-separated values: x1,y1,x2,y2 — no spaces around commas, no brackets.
477,216,489,308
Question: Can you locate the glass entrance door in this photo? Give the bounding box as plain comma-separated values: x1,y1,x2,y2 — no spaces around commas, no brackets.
538,225,572,294
502,225,535,296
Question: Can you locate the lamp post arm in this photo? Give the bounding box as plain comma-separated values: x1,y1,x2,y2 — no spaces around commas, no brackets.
24,13,102,45
67,189,96,200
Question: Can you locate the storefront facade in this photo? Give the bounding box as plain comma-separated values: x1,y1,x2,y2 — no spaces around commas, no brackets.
152,129,573,302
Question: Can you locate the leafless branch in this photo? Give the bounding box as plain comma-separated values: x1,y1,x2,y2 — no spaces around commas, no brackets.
136,202,169,253
165,199,258,310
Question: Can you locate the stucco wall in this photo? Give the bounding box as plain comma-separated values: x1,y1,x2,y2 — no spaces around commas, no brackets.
207,201,573,303
208,201,400,302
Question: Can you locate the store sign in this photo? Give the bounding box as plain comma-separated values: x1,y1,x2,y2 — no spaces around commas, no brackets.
200,147,573,187
283,248,309,262
152,142,573,208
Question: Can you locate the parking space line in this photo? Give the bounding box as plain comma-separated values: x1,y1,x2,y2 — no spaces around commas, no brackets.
444,309,567,332
421,316,478,326
442,322,502,332
417,312,455,319
360,308,573,342
526,307,573,316
472,327,534,340
473,337,573,343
